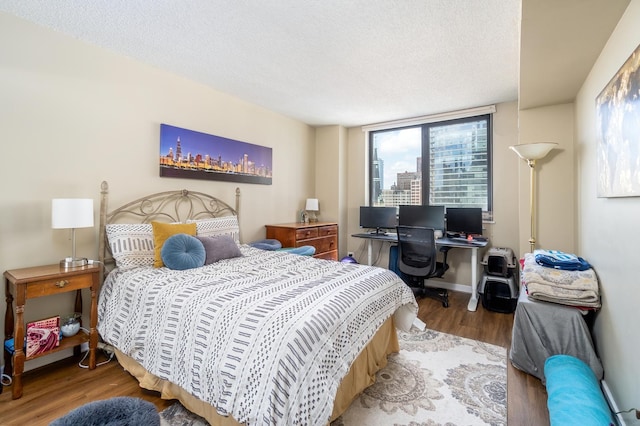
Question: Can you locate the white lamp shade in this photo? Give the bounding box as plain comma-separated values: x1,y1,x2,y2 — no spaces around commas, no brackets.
305,198,319,211
52,198,94,229
509,143,558,160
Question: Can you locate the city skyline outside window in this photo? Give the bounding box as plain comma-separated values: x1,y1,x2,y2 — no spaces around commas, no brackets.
369,114,492,218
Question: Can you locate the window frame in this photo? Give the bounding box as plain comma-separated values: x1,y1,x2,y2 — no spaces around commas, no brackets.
368,113,493,217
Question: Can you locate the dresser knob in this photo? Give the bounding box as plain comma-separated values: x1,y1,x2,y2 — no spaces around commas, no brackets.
55,280,69,288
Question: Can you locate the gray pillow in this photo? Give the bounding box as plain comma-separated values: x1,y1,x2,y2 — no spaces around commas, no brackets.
195,235,243,264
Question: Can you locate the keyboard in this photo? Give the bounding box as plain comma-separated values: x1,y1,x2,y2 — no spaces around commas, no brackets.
451,237,472,242
447,237,485,245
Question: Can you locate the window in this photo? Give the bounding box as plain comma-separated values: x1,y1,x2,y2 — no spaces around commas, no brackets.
369,113,492,219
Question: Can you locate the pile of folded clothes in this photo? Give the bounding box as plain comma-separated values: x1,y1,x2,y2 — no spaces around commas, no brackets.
521,249,600,309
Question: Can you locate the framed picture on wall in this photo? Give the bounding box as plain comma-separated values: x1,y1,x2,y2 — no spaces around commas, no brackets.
595,43,640,197
159,123,273,185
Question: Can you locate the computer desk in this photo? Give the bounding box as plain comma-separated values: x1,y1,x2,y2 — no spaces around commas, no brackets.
352,232,488,311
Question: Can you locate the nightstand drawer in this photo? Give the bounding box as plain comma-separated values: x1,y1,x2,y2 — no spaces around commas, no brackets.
25,274,93,298
296,228,318,241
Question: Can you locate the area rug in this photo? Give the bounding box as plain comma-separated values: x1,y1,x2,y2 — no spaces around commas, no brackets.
159,329,507,426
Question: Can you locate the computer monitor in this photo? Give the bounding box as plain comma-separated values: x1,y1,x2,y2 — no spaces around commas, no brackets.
446,207,483,236
359,206,397,234
398,205,445,235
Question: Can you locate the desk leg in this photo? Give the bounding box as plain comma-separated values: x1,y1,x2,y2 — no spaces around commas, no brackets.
467,247,480,311
367,240,373,266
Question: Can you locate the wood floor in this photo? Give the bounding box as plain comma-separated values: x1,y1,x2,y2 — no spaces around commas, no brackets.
0,291,549,425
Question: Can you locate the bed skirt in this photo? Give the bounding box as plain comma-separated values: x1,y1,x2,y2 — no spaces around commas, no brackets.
113,316,399,425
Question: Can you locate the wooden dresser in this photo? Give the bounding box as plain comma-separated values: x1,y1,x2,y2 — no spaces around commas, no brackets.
265,222,338,261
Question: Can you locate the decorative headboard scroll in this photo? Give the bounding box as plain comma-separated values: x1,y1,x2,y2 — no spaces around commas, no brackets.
98,181,240,276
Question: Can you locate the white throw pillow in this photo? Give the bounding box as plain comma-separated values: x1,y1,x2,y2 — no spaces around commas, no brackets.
187,216,240,243
105,223,154,268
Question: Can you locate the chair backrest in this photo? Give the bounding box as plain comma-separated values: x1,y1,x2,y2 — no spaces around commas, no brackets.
396,225,438,277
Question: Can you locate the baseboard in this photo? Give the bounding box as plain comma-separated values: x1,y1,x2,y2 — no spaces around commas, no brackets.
602,379,626,426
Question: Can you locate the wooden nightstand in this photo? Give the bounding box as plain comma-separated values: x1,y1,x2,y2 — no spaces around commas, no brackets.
265,222,338,260
3,263,100,399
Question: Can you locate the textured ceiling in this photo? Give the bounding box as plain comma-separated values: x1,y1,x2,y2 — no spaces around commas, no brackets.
0,0,521,127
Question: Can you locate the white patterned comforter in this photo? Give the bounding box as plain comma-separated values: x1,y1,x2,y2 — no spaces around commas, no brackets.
98,245,417,425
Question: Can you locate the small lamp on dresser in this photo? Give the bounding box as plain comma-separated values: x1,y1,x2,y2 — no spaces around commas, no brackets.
52,198,94,268
305,198,319,223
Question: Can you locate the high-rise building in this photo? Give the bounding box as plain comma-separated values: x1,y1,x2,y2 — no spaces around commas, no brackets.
176,137,182,163
397,171,418,191
372,148,383,205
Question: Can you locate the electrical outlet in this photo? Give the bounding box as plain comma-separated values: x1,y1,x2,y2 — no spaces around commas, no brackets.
80,342,89,352
347,251,354,257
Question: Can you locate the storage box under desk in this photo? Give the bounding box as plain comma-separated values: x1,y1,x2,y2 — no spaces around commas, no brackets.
509,288,603,383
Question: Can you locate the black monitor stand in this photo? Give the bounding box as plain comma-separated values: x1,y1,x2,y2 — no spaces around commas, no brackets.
369,228,387,235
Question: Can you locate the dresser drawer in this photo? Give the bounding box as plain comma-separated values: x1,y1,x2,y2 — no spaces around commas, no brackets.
318,225,337,237
296,227,318,241
315,250,338,261
311,236,337,254
25,274,93,298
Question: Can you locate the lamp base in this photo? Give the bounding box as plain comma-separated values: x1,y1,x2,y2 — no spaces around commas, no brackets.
60,257,89,269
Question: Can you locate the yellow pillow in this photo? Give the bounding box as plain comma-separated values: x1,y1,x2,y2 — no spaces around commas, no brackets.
151,221,197,267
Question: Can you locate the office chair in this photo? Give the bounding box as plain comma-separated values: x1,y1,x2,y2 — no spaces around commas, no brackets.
396,225,450,307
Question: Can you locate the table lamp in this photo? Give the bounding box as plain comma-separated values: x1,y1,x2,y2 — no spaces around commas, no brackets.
305,198,319,223
52,198,94,268
509,142,557,253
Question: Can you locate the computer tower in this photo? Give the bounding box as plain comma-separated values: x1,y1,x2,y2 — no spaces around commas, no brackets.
478,274,519,313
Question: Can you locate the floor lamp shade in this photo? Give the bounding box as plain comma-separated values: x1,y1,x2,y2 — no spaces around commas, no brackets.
508,143,557,253
52,198,94,268
509,143,557,161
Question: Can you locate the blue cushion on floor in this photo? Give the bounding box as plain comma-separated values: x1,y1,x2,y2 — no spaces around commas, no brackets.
50,396,160,426
544,355,614,426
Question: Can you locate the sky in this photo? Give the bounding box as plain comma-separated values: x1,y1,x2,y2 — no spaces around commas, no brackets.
375,127,421,188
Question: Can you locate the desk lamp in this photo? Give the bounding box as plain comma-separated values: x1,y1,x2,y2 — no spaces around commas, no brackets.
509,143,557,253
305,198,319,223
52,198,94,268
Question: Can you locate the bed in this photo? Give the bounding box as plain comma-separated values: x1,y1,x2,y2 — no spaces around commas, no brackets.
96,181,418,425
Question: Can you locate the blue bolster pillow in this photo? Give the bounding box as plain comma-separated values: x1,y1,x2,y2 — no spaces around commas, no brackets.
279,246,316,256
544,355,614,426
249,239,282,251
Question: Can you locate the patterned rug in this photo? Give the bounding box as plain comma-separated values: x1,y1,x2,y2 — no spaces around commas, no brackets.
159,329,507,426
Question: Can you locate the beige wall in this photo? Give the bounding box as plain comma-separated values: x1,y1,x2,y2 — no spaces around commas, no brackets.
574,0,640,414
344,101,520,291
315,125,349,254
0,13,315,369
517,104,576,255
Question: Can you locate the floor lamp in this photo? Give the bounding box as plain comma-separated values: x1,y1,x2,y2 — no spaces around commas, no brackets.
509,143,557,253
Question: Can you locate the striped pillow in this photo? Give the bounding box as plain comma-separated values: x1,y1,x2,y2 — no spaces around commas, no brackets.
105,223,154,268
187,216,240,243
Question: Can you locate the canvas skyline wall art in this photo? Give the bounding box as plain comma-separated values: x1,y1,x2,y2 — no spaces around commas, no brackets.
160,124,272,185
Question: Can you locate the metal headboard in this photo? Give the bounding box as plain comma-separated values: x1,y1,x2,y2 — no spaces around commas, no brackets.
98,180,240,277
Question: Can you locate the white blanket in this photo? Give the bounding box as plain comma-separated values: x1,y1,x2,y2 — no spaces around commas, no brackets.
522,253,600,308
98,245,417,425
